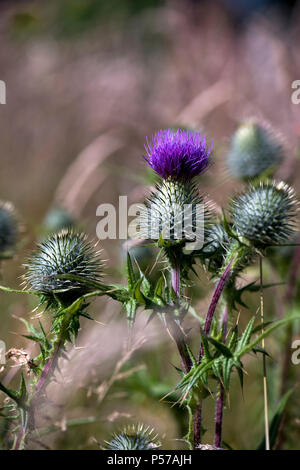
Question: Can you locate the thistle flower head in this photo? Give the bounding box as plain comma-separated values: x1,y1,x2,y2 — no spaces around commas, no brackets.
0,201,19,255
144,128,211,181
199,222,231,271
104,424,160,450
138,180,212,247
231,181,298,248
227,120,284,180
24,230,102,308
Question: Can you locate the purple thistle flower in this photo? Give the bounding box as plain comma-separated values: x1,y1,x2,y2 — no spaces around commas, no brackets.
144,128,212,181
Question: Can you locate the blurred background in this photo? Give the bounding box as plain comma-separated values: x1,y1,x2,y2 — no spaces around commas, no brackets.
0,0,300,450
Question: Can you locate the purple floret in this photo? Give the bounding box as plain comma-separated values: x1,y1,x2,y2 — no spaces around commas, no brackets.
144,129,212,181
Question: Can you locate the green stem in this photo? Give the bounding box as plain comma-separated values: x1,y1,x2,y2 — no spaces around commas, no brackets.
186,405,194,450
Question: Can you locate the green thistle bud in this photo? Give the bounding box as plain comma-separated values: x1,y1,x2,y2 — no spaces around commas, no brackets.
139,180,211,248
104,424,160,450
199,222,231,272
42,207,75,235
227,120,283,180
230,181,298,248
24,230,103,309
0,201,19,256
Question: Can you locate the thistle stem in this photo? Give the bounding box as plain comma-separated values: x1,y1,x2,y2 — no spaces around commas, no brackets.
187,405,194,450
168,259,192,373
35,337,63,396
260,255,270,450
194,260,233,448
214,384,224,448
167,252,193,448
193,405,202,449
27,308,73,446
198,260,233,362
167,311,192,373
214,303,228,449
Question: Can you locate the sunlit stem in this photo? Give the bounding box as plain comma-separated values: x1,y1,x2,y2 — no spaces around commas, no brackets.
260,255,270,450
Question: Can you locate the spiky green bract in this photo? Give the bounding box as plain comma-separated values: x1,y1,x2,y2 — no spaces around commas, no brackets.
227,120,283,180
139,179,211,248
0,201,19,255
24,230,103,309
231,181,298,249
104,424,160,450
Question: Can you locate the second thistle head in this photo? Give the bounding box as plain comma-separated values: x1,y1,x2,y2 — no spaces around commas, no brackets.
24,230,103,309
144,128,212,182
198,221,232,272
230,181,298,249
0,201,19,256
227,120,284,180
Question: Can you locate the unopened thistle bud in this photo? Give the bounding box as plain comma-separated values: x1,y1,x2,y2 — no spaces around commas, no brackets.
42,207,75,235
227,120,283,180
104,424,160,450
199,222,231,271
231,181,298,248
0,201,19,255
24,230,103,308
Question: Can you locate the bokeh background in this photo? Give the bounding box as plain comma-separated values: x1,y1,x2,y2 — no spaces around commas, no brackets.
0,0,300,450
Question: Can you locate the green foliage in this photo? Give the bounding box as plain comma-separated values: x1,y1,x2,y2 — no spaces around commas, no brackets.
176,315,300,404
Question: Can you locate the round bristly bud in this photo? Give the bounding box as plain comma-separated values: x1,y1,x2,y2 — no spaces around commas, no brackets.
0,201,19,255
138,180,211,247
104,424,160,451
227,120,284,180
144,128,212,181
231,181,298,248
199,222,231,271
23,230,102,308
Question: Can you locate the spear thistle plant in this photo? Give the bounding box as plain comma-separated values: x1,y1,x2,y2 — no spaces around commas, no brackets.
0,126,299,451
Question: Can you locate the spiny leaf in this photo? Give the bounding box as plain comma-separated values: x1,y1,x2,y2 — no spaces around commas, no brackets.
200,330,213,361
206,336,233,358
252,346,271,357
124,298,138,325
154,277,164,298
133,278,146,305
238,315,300,358
17,375,27,402
227,325,238,351
236,316,256,351
126,252,136,292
